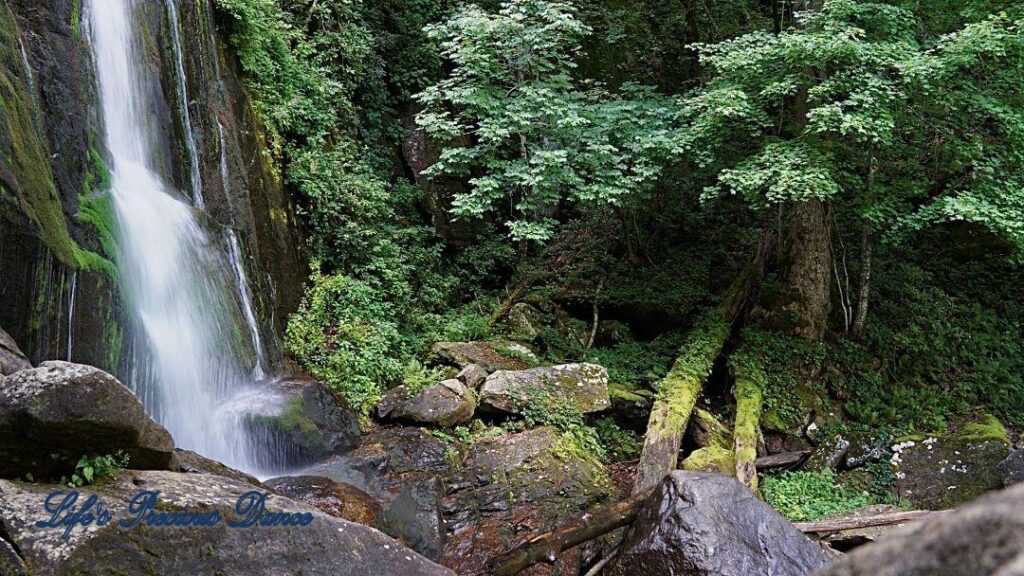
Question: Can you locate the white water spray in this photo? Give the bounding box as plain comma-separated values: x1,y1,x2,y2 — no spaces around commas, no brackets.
89,0,266,472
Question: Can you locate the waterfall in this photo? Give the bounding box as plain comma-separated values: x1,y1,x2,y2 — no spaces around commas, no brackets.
227,230,266,380
163,0,204,209
88,0,266,473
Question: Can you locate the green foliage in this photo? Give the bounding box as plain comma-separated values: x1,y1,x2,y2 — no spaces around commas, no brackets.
762,470,872,522
593,416,641,462
67,451,128,487
401,358,447,397
416,0,681,242
517,389,607,462
738,327,828,432
584,335,683,388
284,272,404,413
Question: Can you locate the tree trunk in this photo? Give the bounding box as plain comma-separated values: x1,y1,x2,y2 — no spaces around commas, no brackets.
852,227,872,339
781,199,832,339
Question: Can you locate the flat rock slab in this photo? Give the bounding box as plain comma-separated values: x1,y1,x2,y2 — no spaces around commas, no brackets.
0,470,453,576
893,437,1009,509
430,341,537,372
479,363,610,414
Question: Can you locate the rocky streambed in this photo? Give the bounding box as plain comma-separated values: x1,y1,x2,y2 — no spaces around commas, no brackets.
3,326,1024,576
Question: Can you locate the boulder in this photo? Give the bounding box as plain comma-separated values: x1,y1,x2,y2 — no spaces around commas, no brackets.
265,475,381,526
0,361,174,480
0,470,454,576
997,449,1024,488
238,376,360,467
892,437,1009,509
430,341,537,372
0,327,30,376
304,427,454,561
378,380,476,427
805,435,851,472
608,471,831,576
441,426,612,576
479,363,611,414
815,483,1024,576
456,363,489,389
505,302,545,341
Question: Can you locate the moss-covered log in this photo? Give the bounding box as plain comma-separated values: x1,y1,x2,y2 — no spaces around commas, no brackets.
631,311,730,494
732,351,765,493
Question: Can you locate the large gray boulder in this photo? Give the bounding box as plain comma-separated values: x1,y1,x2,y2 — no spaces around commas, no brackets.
238,376,360,467
0,361,174,479
0,327,31,376
378,379,476,427
814,483,1024,576
0,470,454,576
608,471,831,576
479,363,610,414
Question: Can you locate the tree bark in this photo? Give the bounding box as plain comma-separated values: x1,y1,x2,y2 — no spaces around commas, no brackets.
781,199,832,339
852,226,872,339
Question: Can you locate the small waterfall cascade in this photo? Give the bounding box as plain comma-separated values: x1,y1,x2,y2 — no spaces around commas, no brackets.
88,0,273,473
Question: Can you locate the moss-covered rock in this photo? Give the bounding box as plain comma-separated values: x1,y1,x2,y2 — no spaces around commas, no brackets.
479,363,611,414
682,445,737,476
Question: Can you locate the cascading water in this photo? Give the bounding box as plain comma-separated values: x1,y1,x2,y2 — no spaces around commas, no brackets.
88,0,269,473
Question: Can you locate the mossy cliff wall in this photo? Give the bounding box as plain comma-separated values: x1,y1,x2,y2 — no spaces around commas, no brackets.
0,0,305,373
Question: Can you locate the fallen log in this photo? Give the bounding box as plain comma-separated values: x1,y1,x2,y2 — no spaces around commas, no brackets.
731,356,764,493
631,312,729,495
755,450,810,470
489,491,650,576
795,510,935,534
631,229,775,495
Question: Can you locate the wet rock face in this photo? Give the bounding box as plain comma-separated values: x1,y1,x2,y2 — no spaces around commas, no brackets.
379,380,476,428
608,472,831,576
0,327,30,376
441,427,612,576
892,437,1009,509
265,475,381,526
171,449,263,487
816,483,1024,576
240,376,360,467
479,363,611,414
0,361,174,480
430,341,538,372
304,427,455,561
0,470,455,576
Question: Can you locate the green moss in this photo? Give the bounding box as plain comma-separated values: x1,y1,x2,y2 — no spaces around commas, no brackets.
682,445,736,476
959,413,1009,444
251,397,319,439
70,0,83,39
692,408,732,448
0,6,82,267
